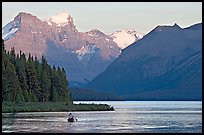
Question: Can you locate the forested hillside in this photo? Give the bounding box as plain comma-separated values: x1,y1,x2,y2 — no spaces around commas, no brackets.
2,39,72,103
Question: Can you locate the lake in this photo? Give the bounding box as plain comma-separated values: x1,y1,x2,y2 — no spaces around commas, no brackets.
2,101,202,133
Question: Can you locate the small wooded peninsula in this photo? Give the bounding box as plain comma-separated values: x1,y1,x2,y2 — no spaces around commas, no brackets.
2,39,114,112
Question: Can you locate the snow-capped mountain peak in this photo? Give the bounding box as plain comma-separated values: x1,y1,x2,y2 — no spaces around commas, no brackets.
110,29,144,49
2,11,145,86
47,11,73,26
2,12,44,41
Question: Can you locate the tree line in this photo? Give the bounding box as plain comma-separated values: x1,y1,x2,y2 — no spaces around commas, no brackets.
2,39,72,103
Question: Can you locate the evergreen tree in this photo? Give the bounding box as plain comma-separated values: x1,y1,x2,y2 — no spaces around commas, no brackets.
15,55,30,102
38,55,51,101
10,47,16,65
34,56,42,80
2,54,8,101
61,67,71,102
50,65,60,101
5,62,23,102
39,70,51,101
2,40,72,103
2,40,8,101
56,67,64,101
26,54,40,102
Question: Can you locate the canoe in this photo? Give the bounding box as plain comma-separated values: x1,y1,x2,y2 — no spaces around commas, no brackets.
67,118,75,122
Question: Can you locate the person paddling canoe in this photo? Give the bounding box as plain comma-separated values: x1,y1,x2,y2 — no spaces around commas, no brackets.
67,113,77,122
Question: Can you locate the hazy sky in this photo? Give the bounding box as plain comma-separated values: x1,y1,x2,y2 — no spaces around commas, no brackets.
2,2,202,34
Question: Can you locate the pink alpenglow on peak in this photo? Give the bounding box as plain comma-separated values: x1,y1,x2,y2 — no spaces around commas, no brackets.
110,29,144,49
2,11,145,86
47,12,73,26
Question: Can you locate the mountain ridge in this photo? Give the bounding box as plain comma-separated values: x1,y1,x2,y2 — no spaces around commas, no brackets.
2,12,144,86
86,22,202,100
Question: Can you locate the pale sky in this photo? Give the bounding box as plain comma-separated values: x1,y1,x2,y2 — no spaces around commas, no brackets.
2,2,202,34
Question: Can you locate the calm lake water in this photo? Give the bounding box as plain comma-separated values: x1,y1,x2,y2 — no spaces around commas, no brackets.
2,101,202,133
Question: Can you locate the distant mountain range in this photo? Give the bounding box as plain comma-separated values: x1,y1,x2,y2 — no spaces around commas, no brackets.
86,23,202,100
2,12,144,87
3,12,201,101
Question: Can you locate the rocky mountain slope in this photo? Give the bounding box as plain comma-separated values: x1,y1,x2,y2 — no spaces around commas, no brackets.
2,12,143,87
86,23,202,100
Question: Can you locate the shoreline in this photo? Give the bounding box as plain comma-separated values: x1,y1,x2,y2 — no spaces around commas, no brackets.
2,102,114,113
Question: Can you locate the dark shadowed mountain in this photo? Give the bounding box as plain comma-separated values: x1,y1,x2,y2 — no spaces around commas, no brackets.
70,87,124,101
86,23,202,100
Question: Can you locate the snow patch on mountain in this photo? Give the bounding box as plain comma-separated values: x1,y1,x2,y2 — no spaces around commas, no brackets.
75,44,99,61
46,12,72,26
2,21,19,41
110,29,144,49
